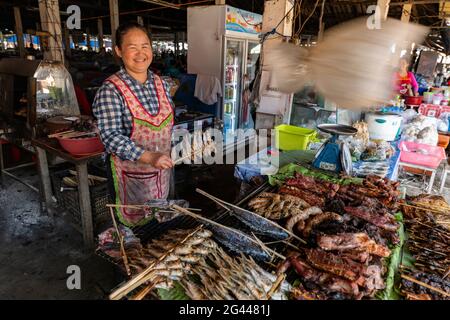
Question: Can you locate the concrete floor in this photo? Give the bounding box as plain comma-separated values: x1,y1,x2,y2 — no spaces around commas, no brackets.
0,165,116,299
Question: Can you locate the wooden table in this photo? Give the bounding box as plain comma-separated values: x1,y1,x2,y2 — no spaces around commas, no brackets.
32,137,104,248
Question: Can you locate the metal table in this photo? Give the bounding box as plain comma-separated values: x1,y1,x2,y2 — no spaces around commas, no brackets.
399,161,439,194
32,137,104,248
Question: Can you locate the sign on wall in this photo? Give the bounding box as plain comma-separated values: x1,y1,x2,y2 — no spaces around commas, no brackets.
225,6,262,35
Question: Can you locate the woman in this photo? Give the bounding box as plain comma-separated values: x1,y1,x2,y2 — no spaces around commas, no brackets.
93,22,174,227
393,57,419,97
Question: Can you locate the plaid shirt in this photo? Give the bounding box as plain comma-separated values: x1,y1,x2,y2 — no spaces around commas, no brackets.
92,68,174,161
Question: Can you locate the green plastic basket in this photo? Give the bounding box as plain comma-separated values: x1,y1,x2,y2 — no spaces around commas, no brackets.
275,124,317,150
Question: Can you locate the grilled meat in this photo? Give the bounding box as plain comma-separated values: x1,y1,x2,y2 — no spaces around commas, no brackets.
303,212,344,237
340,250,371,264
364,264,385,293
289,255,360,298
317,232,391,257
248,192,310,219
279,186,326,208
285,173,340,198
285,206,323,233
344,206,399,232
304,249,366,283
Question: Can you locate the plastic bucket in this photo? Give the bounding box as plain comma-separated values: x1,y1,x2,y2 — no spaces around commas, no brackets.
275,125,317,150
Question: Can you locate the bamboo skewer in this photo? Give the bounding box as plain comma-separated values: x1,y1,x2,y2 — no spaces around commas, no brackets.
129,277,162,300
195,188,307,245
406,220,450,236
109,207,131,276
400,274,450,298
47,130,75,138
49,130,97,139
265,273,286,300
443,267,450,280
106,204,201,211
251,232,272,258
109,225,204,300
172,143,215,165
401,202,450,215
171,204,286,261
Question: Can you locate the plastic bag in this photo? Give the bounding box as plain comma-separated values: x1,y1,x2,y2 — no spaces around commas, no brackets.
438,112,450,132
401,115,439,146
97,226,142,259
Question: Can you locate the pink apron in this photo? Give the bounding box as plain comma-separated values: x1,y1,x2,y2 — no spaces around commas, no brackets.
106,73,173,226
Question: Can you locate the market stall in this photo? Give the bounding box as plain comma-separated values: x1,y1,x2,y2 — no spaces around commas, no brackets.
95,159,450,300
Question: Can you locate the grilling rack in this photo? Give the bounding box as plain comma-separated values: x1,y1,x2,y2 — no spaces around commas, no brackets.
96,182,291,273
97,182,302,299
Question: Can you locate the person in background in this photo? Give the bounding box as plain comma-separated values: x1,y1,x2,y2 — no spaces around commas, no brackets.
92,22,174,227
434,71,445,87
393,57,419,97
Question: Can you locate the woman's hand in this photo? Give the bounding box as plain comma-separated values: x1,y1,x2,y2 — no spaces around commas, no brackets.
139,151,173,169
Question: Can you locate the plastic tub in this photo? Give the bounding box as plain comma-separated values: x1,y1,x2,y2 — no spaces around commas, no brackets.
399,141,446,168
423,92,434,104
433,93,443,106
275,125,317,150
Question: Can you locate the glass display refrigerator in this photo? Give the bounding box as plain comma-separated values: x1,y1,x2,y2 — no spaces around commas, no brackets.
188,5,262,144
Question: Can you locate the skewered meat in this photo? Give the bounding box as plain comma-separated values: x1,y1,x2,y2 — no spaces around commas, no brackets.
302,212,344,237
289,255,360,298
248,192,310,219
290,284,326,300
317,232,391,257
340,250,371,264
285,173,340,198
279,186,326,208
285,206,323,233
112,227,216,299
304,249,366,283
364,264,385,293
185,247,291,300
344,206,399,232
401,271,450,300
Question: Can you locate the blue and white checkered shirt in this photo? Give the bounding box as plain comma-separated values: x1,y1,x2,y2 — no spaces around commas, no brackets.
92,68,174,161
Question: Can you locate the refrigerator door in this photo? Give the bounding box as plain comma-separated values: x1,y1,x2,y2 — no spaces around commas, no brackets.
223,37,244,142
240,40,260,129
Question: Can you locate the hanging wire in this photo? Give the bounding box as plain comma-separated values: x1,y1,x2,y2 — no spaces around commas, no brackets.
80,0,214,21
260,0,297,43
296,0,321,37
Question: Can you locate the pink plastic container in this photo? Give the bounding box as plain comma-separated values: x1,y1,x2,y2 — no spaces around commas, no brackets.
399,141,446,168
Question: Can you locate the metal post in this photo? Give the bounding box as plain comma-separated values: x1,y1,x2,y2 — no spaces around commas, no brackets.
0,142,4,186
76,163,94,248
97,18,104,51
35,147,54,215
86,27,91,51
174,32,179,56
14,6,25,58
109,0,120,49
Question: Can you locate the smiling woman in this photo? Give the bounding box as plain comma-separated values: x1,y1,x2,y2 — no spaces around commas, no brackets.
92,22,175,227
115,23,154,83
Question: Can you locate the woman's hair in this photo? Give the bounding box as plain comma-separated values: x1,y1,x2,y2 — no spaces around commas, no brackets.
115,22,151,48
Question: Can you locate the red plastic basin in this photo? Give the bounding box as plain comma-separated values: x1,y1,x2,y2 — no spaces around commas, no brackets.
405,96,423,106
57,135,104,156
